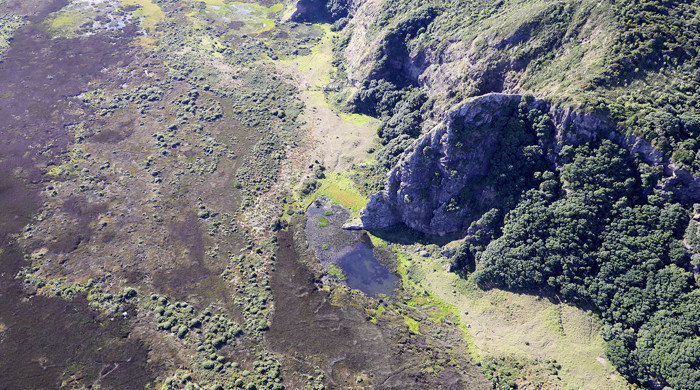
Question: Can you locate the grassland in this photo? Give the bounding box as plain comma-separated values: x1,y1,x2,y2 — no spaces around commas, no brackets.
277,23,380,171
301,171,368,214
394,246,629,389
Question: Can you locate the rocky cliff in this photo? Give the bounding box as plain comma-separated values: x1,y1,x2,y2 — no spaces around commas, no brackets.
360,93,700,235
361,93,526,235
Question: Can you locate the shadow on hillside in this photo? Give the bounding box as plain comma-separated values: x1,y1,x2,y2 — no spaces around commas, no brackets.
366,224,464,246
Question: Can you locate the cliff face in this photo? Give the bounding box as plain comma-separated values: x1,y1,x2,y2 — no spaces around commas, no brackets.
360,93,700,235
362,94,524,235
333,0,700,235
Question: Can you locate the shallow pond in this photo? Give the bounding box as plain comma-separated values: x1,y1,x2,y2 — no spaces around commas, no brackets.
305,198,399,297
334,242,400,297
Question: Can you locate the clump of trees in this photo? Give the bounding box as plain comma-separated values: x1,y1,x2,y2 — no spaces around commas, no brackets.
350,80,432,187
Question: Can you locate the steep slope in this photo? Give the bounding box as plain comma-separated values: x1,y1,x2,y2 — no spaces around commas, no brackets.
339,0,700,171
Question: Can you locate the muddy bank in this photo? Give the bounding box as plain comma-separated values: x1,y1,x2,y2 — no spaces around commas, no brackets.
267,227,489,389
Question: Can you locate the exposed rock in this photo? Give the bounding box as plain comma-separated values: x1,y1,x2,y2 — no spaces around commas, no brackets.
291,0,367,22
608,131,665,164
360,93,700,235
549,105,611,157
608,132,700,202
662,164,700,203
361,94,524,234
341,217,364,230
289,0,330,22
359,192,400,230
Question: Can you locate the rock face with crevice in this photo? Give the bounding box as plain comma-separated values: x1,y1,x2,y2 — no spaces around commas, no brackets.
360,93,700,235
361,94,526,235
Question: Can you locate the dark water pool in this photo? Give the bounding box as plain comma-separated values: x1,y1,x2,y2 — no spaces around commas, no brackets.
334,242,400,297
305,199,400,297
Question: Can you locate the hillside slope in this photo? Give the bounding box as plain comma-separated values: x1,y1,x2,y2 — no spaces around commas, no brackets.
294,0,700,388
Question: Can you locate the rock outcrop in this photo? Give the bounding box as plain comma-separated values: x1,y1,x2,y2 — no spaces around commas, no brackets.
359,93,700,235
360,94,525,235
608,131,700,203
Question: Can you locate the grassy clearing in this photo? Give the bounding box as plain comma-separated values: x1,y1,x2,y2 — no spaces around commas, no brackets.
121,0,164,32
306,90,377,126
301,171,368,215
300,90,379,169
539,305,565,336
44,7,92,38
49,13,81,29
387,245,628,389
280,24,334,87
275,23,379,170
393,250,482,359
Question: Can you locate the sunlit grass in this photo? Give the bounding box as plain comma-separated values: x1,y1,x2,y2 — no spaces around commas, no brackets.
188,0,283,35
301,171,368,215
121,0,165,32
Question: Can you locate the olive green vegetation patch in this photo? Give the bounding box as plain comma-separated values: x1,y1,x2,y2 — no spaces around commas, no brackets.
375,304,385,317
121,0,165,31
45,9,88,37
0,15,26,59
328,262,347,281
369,304,384,323
301,171,368,215
43,0,164,40
281,23,378,127
50,13,81,29
317,216,330,227
390,249,479,359
387,245,626,387
403,315,420,334
280,24,334,87
538,305,565,336
306,90,378,127
407,296,452,323
188,0,283,35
